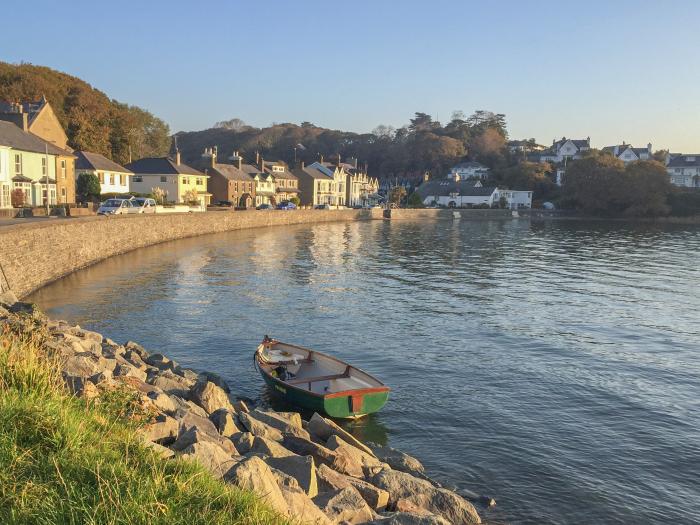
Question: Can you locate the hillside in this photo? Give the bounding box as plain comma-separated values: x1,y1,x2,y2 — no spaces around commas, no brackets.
175,111,510,181
0,62,170,164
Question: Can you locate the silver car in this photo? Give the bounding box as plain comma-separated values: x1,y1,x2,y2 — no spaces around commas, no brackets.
130,197,157,214
97,198,135,215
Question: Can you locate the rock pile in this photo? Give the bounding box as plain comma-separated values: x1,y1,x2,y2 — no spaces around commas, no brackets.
0,298,483,524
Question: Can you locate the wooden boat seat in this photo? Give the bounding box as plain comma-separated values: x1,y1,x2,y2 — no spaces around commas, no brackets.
285,371,349,385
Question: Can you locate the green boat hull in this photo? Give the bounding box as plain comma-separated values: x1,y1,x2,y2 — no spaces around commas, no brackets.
260,371,389,419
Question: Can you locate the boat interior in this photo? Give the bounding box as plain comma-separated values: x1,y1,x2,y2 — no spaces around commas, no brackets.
257,341,383,395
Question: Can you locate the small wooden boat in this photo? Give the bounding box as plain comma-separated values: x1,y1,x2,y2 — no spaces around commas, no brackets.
254,337,390,419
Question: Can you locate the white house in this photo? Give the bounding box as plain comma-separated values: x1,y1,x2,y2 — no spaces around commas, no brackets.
497,189,533,209
448,161,490,180
75,151,133,195
416,177,533,209
0,145,10,208
536,137,591,163
602,143,652,163
666,154,700,188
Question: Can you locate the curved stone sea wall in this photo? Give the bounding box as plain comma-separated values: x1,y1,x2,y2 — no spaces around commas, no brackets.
0,209,378,298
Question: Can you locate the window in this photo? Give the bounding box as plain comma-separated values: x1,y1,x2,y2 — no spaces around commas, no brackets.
133,175,143,182
98,172,104,183
196,177,203,186
41,157,47,176
160,176,167,182
61,187,66,201
182,177,189,185
14,154,21,174
61,159,66,179
109,174,115,185
120,174,125,186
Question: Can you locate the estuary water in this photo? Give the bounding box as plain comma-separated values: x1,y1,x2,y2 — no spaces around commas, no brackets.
28,218,700,525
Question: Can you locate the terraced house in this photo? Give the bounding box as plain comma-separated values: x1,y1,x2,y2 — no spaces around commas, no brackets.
75,151,133,196
666,154,700,188
0,120,74,208
196,148,256,208
262,159,300,204
127,151,211,205
0,96,76,204
340,159,379,207
292,162,336,207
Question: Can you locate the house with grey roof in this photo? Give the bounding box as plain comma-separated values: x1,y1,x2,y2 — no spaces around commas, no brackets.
126,151,211,205
666,154,700,188
602,143,652,163
448,160,490,181
534,137,591,164
75,151,133,196
196,148,255,207
0,120,74,208
291,162,337,207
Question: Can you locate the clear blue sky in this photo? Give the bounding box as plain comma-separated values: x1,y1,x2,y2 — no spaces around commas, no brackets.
2,0,699,151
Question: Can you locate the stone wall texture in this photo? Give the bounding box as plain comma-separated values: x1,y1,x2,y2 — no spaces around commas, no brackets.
0,209,379,298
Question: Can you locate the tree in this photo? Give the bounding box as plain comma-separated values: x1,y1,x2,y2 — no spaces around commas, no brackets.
389,186,407,205
289,196,300,206
76,173,101,203
214,118,248,131
623,161,671,216
495,161,557,200
407,192,424,208
10,188,25,208
151,187,166,204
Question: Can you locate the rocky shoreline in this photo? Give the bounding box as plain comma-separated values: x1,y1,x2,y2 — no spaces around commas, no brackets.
0,292,489,525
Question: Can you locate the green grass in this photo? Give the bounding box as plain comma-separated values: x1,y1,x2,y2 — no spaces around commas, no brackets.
0,320,287,525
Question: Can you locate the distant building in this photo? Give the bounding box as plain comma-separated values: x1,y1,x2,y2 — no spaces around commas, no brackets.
127,151,211,205
196,148,255,207
602,143,652,163
448,161,490,181
75,151,133,196
341,159,379,207
416,178,532,209
0,96,76,204
533,137,591,164
666,154,700,188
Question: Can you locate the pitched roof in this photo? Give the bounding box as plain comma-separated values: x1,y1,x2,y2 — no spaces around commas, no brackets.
0,97,46,126
126,156,204,176
240,163,264,176
75,151,132,173
667,154,700,168
415,180,497,199
292,165,334,180
0,120,72,156
206,162,254,182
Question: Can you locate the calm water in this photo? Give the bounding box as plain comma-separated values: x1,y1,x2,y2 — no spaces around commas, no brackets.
28,219,700,525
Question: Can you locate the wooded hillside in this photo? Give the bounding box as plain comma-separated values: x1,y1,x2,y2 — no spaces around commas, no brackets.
0,62,170,164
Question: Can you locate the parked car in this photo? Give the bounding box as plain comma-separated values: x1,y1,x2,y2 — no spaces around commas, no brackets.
256,203,273,210
314,204,330,210
97,198,136,215
276,201,297,210
130,197,157,213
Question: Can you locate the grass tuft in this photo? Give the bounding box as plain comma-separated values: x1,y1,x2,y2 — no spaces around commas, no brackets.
0,321,287,525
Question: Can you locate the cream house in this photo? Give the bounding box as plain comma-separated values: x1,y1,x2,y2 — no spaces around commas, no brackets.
0,145,10,208
127,151,210,205
75,151,133,195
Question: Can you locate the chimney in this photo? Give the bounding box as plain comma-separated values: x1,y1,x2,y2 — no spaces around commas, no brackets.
236,151,242,170
300,161,305,169
255,151,260,165
259,155,264,170
354,157,358,169
587,136,591,146
647,142,652,154
424,172,430,182
175,150,181,165
336,153,341,165
320,154,324,164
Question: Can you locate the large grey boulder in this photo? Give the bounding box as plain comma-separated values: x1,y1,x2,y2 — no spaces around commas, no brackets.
316,463,389,510
209,408,242,437
280,484,332,525
197,371,231,393
149,369,195,397
308,412,375,456
327,435,384,472
146,391,177,415
124,340,148,358
225,456,288,515
180,441,239,478
171,426,236,455
313,486,377,524
144,353,177,371
371,469,481,525
232,432,255,455
113,362,147,382
250,436,297,458
139,414,178,445
370,444,425,476
63,353,116,378
283,435,364,478
265,455,318,497
191,380,234,415
250,409,310,440
238,411,283,442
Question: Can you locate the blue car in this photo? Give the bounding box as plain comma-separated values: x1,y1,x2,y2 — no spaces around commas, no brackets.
276,201,297,210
